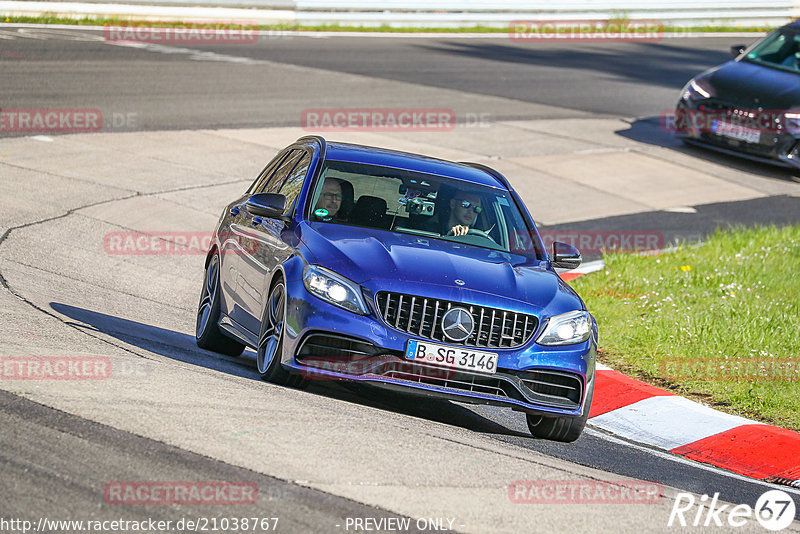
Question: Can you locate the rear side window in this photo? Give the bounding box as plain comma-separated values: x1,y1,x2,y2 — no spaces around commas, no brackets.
249,149,303,195
278,152,311,215
258,150,303,194
248,150,289,194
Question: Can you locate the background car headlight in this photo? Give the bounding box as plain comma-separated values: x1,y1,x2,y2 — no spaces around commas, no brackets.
303,265,368,315
785,112,800,134
536,310,592,346
681,79,712,101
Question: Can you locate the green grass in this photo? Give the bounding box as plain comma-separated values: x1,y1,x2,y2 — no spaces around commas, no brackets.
0,15,777,34
571,225,800,431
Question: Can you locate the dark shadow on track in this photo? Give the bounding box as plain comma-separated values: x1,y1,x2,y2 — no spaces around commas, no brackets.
616,116,800,181
46,305,800,514
49,301,529,439
415,40,732,90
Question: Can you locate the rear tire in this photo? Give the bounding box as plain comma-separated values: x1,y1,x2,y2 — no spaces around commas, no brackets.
196,253,245,357
526,381,594,443
256,280,307,388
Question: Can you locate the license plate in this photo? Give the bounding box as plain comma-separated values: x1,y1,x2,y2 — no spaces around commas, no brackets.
405,340,498,374
711,120,760,144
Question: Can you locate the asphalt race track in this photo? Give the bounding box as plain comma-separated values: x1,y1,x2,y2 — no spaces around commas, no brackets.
1,27,800,533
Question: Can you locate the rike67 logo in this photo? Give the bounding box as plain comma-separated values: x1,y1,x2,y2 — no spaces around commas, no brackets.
669,490,796,531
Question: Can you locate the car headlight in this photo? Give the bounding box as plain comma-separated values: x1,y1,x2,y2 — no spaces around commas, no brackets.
681,79,712,101
303,265,368,315
785,112,800,135
536,310,592,346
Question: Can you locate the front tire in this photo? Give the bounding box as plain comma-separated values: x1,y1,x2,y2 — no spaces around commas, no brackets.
195,253,245,356
526,382,593,443
256,280,306,388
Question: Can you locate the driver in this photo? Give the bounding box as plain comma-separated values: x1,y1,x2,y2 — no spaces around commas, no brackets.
445,193,482,236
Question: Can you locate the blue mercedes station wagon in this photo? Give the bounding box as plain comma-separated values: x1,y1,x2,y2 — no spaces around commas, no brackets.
196,136,597,442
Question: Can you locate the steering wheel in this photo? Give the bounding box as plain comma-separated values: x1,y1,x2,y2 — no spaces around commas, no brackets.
467,228,498,243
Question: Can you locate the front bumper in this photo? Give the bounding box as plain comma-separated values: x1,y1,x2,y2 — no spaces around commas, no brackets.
674,100,800,170
281,279,596,418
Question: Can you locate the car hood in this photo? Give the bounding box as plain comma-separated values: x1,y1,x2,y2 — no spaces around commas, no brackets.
700,60,800,109
300,223,582,314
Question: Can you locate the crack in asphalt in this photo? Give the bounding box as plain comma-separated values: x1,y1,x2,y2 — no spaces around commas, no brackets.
0,160,138,193
0,174,249,363
1,256,196,313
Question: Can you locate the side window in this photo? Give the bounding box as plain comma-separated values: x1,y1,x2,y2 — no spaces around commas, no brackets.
278,152,311,215
248,150,289,195
258,150,303,195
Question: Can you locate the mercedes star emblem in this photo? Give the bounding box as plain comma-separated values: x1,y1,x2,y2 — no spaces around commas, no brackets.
441,307,474,342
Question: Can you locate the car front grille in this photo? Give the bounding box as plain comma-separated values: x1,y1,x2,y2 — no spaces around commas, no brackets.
695,99,782,152
375,291,538,349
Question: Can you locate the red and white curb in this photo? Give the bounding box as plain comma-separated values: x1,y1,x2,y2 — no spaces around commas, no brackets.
557,259,605,281
564,260,800,487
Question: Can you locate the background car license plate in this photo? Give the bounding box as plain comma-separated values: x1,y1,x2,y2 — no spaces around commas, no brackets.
711,120,760,143
405,340,498,374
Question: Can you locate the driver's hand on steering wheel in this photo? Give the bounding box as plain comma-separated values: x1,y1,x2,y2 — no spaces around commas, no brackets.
448,225,469,236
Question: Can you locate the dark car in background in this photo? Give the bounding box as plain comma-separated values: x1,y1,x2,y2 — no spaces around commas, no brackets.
195,136,598,442
674,21,800,169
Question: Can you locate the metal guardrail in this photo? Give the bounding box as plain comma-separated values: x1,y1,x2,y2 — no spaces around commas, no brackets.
293,1,795,27
1,0,797,27
297,0,790,10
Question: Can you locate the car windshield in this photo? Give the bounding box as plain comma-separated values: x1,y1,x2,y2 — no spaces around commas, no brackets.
307,160,545,259
742,29,800,74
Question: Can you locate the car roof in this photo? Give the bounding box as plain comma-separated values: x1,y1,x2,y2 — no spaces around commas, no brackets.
312,139,508,189
784,20,800,31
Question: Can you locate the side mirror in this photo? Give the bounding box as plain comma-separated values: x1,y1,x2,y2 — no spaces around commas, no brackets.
245,193,287,218
552,241,582,270
730,44,746,57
